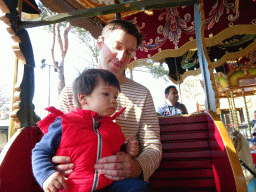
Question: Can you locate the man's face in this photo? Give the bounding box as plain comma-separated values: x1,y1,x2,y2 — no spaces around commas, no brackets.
166,88,179,105
97,29,137,77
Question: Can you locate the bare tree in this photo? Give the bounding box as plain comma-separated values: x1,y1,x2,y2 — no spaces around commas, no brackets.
38,2,98,94
52,22,72,94
38,3,71,95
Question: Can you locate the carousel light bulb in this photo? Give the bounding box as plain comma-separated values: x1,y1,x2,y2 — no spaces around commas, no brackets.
144,10,153,15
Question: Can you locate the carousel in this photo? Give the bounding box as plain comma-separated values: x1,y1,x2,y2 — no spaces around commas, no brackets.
0,0,256,191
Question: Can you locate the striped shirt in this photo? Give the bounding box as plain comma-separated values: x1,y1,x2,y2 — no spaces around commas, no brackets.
58,77,162,181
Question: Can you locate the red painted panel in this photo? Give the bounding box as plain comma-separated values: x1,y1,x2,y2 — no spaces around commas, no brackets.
160,122,208,132
208,121,237,191
152,169,214,179
123,0,256,62
162,140,209,150
150,179,216,188
163,150,211,159
252,153,256,164
0,125,43,192
161,131,209,141
159,114,208,125
158,159,212,169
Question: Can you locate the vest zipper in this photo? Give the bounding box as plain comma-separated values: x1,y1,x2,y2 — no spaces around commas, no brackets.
91,117,102,192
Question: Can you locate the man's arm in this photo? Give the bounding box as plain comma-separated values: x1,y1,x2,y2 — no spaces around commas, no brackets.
58,86,73,113
181,104,188,114
32,119,62,187
134,92,162,181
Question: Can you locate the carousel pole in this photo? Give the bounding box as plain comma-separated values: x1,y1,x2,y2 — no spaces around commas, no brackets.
2,0,41,131
227,96,234,131
242,88,252,138
7,0,23,139
230,90,240,131
194,3,217,113
8,56,19,139
174,57,182,103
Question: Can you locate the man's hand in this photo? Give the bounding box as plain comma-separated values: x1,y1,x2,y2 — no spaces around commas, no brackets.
52,156,74,177
94,152,142,181
43,172,67,192
126,135,139,158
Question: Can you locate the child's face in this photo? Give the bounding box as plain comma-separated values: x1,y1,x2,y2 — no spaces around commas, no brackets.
81,82,119,117
251,143,256,151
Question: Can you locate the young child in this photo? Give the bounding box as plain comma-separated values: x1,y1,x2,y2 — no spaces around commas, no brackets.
32,69,139,192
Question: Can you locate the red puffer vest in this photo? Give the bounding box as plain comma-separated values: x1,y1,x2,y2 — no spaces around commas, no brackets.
38,106,126,192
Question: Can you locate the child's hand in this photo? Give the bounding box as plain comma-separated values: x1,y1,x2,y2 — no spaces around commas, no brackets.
43,172,67,192
126,135,139,158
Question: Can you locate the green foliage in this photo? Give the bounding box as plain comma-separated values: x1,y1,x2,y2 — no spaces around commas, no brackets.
71,26,99,66
145,63,169,82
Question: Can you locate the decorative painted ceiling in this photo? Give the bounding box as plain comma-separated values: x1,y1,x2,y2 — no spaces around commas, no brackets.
1,0,256,84
123,0,256,83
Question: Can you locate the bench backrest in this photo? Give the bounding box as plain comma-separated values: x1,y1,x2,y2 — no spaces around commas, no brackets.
0,125,43,192
150,112,247,192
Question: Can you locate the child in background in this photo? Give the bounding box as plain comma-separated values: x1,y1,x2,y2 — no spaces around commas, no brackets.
32,69,139,192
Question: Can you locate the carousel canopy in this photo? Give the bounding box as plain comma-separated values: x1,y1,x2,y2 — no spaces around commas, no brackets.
1,0,256,84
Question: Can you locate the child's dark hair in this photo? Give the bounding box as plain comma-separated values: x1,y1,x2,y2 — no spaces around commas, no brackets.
165,85,177,95
72,69,120,108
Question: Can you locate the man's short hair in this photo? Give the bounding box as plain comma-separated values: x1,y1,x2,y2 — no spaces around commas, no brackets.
72,69,120,108
254,110,256,113
102,20,143,48
165,85,177,95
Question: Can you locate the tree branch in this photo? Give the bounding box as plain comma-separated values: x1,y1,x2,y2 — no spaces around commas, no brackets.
57,23,64,62
51,23,58,70
62,22,72,63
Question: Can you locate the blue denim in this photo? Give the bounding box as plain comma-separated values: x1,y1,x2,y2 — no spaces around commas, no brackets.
97,178,152,192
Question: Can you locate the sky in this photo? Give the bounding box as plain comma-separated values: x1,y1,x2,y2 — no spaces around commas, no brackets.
0,12,203,119
0,21,15,96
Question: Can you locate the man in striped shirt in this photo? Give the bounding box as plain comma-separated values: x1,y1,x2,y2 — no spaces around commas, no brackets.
53,20,162,191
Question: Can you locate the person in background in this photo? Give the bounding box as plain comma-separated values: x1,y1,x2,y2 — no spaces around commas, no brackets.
239,110,256,133
52,20,162,191
247,137,256,165
32,69,139,192
157,85,188,116
250,110,256,130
